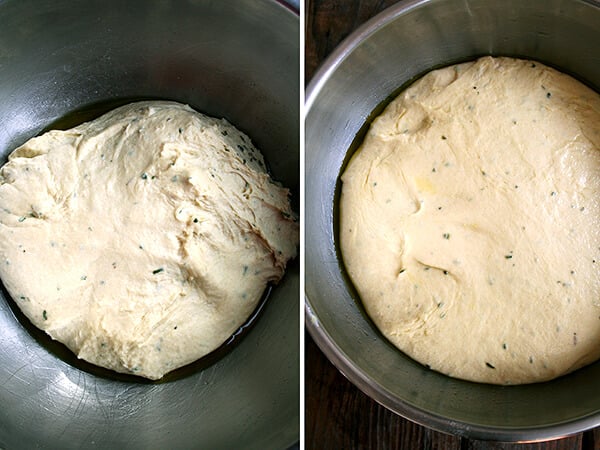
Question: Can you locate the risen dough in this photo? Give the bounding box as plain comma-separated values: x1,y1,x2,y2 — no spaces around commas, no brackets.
0,101,298,380
340,57,600,384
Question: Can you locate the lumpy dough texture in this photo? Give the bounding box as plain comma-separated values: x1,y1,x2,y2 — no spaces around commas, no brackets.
340,57,600,384
0,101,298,380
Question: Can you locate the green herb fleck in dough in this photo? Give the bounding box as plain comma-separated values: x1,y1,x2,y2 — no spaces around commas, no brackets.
141,173,148,180
443,233,450,240
152,268,164,274
505,255,513,259
42,310,47,320
17,217,25,222
485,362,495,369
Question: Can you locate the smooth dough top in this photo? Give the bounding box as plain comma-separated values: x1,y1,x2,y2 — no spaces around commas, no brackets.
0,101,298,380
340,57,600,384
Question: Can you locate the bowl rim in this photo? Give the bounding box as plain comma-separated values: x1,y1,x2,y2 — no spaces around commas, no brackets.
304,0,600,441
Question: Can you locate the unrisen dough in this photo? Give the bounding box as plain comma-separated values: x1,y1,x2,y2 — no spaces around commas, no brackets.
340,57,600,384
0,101,298,380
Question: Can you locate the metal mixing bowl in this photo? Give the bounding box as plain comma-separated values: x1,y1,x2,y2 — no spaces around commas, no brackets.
306,0,600,441
0,1,299,449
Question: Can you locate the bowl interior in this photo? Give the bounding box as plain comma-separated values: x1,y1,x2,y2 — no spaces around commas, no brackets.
306,0,600,440
0,1,299,449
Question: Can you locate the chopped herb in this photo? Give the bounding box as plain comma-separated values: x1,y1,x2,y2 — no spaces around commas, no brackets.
546,92,552,98
243,265,248,275
443,233,450,240
573,332,578,345
443,270,449,275
80,275,87,280
432,168,436,173
580,206,585,211
550,191,556,196
193,218,198,223
178,128,183,134
42,310,47,320
502,343,507,350
441,135,447,140
481,170,487,176
529,356,534,364
505,255,513,259
373,182,377,187
514,185,519,189
485,362,495,369
398,268,406,274
141,173,148,180
152,268,164,274
437,206,442,210
174,325,178,330
17,216,25,222
221,130,228,136
531,63,536,68
112,262,117,269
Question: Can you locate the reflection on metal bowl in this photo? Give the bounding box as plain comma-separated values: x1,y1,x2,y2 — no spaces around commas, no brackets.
306,0,600,441
0,1,299,449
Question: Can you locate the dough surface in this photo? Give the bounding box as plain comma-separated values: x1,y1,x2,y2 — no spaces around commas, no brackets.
340,57,600,384
0,101,298,380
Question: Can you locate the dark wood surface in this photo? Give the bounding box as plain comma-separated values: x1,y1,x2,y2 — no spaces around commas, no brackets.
304,1,600,449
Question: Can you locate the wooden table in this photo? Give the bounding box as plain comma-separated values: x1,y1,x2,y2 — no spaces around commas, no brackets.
304,1,600,448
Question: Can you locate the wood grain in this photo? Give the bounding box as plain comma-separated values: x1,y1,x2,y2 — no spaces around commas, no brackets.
304,1,600,449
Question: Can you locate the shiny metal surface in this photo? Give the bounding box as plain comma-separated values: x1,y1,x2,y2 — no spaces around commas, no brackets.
0,1,299,449
306,0,600,441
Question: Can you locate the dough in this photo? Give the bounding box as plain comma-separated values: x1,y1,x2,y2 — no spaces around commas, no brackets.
0,101,298,380
340,57,600,384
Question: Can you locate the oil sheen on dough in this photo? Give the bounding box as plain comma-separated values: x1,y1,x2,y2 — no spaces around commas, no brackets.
340,57,600,384
0,101,298,380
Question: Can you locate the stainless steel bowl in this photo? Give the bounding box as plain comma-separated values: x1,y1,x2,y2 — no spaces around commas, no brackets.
0,1,299,449
306,0,600,441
